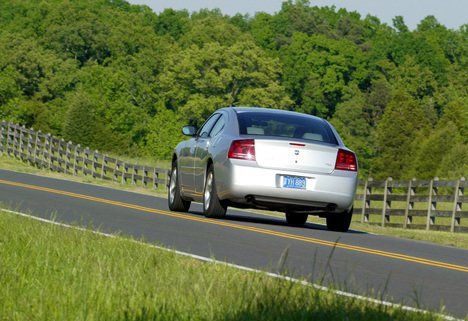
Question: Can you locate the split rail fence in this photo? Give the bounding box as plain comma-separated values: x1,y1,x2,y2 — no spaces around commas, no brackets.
355,178,466,233
0,122,168,189
1,121,466,233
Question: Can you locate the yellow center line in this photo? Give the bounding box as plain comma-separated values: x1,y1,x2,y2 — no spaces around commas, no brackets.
1,178,467,273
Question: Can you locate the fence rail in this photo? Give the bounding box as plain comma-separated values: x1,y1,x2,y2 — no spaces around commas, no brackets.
0,122,168,189
355,178,467,233
1,121,466,233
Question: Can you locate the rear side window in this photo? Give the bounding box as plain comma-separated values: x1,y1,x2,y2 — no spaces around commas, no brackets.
236,111,338,145
209,115,225,137
198,114,221,138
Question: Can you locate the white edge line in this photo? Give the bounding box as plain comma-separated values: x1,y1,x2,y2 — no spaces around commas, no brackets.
2,209,462,321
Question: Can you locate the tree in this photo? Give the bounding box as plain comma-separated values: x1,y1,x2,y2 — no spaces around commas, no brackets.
409,122,461,179
280,32,368,118
145,108,185,159
158,40,292,125
179,11,247,48
0,0,466,169
62,91,97,148
154,8,191,40
371,88,431,178
392,16,409,33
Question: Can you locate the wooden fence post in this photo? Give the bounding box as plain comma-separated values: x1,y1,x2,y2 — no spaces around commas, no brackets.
101,155,106,180
10,124,17,156
0,122,3,155
360,179,369,223
153,167,159,189
6,123,12,154
39,132,46,168
142,166,147,187
32,130,39,166
9,124,15,156
121,162,126,184
403,179,416,228
91,150,98,178
65,141,72,173
45,133,52,170
451,177,465,232
381,177,392,227
18,125,24,160
82,148,88,175
113,160,118,182
26,128,32,165
0,122,4,155
131,165,136,185
73,144,80,175
58,138,65,172
426,177,438,230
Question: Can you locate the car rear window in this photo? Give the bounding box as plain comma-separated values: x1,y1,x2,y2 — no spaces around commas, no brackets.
236,111,338,145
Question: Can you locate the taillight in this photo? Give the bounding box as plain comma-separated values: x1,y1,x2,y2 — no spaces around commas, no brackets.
228,139,256,160
335,149,357,171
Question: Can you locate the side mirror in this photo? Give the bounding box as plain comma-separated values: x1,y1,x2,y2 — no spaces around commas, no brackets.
182,125,197,137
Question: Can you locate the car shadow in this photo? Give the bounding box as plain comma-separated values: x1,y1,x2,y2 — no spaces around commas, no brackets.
188,210,367,234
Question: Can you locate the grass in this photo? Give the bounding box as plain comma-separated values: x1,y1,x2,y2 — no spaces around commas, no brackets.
1,153,468,249
0,210,452,321
0,154,168,197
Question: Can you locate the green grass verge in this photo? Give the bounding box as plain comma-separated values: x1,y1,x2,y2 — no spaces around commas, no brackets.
1,153,468,249
0,154,168,197
0,211,450,321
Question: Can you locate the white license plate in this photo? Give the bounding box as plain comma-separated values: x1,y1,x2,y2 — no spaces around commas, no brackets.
282,176,306,189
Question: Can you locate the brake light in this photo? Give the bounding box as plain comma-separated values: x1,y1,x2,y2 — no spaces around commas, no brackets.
228,139,256,160
335,149,357,171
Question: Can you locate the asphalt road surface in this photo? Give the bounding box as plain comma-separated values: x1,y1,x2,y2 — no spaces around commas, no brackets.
1,169,467,318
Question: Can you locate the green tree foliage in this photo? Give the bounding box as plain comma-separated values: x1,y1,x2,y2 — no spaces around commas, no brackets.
410,122,462,179
158,40,292,123
154,8,191,40
145,108,185,159
280,32,368,117
372,88,431,178
62,91,97,148
0,0,466,179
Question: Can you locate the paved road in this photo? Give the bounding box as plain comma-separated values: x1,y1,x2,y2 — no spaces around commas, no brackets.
1,169,467,318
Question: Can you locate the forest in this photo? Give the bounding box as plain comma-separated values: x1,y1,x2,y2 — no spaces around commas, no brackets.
0,0,466,179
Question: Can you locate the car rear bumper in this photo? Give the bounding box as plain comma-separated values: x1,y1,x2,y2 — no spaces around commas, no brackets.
216,159,357,212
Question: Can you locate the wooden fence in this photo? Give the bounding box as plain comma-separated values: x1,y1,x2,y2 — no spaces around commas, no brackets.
0,122,168,189
1,121,466,233
355,178,467,233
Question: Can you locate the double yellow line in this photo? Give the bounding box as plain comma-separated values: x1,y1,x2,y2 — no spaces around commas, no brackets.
1,178,467,273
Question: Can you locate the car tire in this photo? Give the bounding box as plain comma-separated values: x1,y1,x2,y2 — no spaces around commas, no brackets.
326,207,353,232
203,164,227,218
285,212,308,226
168,162,191,212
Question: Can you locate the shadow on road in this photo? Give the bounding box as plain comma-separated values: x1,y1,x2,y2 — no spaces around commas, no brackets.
188,210,367,234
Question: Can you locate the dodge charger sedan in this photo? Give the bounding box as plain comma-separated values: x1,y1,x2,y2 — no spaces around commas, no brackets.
168,107,358,232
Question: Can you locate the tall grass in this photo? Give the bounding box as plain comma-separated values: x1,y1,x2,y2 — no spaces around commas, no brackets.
0,211,448,321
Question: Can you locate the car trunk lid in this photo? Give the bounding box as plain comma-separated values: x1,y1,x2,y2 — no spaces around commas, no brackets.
254,139,337,174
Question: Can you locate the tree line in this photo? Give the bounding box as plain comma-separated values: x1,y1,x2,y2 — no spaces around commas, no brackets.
0,0,466,179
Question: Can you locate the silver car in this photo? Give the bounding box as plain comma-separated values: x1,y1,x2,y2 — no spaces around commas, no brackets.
168,107,358,232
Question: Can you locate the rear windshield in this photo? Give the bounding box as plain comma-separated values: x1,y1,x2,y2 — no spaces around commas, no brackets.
236,111,338,145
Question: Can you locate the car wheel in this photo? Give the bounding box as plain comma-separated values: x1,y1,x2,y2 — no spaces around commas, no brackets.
285,212,308,226
203,164,227,218
326,207,353,232
168,162,191,212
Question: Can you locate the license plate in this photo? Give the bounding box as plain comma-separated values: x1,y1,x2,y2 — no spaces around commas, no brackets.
282,176,306,189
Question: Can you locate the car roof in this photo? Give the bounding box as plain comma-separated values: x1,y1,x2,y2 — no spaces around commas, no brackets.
219,106,326,121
